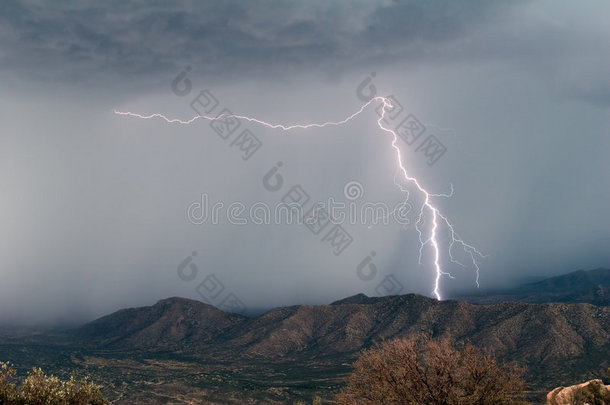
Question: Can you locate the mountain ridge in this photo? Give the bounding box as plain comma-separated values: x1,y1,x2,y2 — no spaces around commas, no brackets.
76,292,610,384
77,268,610,363
6,267,610,404
452,267,610,305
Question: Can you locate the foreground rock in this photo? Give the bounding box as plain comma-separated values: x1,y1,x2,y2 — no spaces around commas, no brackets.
546,379,610,404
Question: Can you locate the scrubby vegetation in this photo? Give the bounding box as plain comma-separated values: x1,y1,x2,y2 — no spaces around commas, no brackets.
3,346,610,405
334,334,527,405
0,361,108,405
294,396,322,405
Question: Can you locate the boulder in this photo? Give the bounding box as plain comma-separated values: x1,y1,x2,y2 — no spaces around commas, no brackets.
547,379,610,405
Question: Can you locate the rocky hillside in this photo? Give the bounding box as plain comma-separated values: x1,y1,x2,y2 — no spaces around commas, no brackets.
76,297,245,350
77,293,610,388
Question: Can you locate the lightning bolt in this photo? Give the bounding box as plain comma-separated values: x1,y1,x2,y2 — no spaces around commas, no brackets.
114,95,484,300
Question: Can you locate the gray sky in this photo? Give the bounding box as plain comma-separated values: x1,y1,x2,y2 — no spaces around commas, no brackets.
1,0,609,324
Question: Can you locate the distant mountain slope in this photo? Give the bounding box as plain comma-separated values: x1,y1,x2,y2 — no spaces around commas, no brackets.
76,293,610,389
524,268,610,292
76,297,245,350
454,267,610,305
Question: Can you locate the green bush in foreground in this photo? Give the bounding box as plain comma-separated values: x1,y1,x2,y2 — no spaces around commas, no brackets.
0,361,108,405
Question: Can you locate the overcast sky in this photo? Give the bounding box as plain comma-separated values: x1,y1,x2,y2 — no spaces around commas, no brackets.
1,0,609,325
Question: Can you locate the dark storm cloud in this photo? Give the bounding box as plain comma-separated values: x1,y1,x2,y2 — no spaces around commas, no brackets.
0,0,525,81
1,0,609,325
5,1,607,105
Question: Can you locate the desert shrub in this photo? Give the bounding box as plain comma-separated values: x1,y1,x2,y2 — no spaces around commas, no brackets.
294,396,322,405
0,362,20,403
0,361,108,405
335,335,527,405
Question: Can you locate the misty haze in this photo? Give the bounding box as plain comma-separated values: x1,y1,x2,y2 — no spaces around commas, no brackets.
1,1,609,404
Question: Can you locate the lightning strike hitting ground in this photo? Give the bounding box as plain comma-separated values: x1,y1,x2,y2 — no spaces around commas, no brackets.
114,96,484,300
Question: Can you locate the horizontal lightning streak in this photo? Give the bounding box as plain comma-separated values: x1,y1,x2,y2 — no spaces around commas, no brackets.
114,95,483,300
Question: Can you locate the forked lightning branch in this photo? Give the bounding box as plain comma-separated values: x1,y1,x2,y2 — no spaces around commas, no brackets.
114,91,484,300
